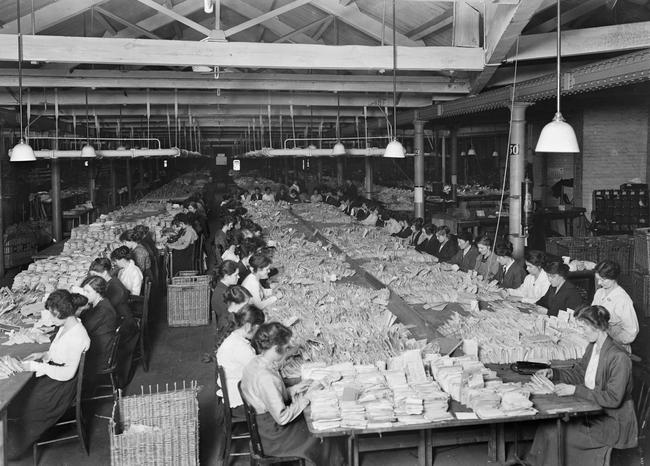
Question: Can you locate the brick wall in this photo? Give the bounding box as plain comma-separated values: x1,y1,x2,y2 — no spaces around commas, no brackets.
581,102,648,217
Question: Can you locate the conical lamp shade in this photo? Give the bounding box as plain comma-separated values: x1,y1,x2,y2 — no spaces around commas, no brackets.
535,113,580,153
9,139,36,162
384,139,405,158
492,150,499,157
81,144,97,157
467,147,477,156
116,145,127,151
331,141,346,156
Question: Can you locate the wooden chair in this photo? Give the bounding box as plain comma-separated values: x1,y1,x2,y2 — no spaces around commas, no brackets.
33,351,89,465
237,382,305,466
129,279,152,372
84,326,122,402
611,361,650,465
217,364,250,464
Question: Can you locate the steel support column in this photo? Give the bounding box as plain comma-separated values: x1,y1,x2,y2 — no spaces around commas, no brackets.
414,120,425,218
509,102,531,260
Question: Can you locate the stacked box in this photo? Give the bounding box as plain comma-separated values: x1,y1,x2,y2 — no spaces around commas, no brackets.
593,185,649,235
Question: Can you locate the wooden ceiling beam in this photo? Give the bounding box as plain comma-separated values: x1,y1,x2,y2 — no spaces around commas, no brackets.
508,21,650,61
273,16,332,43
469,0,547,94
408,12,453,41
112,0,203,38
528,0,605,34
0,0,108,34
93,9,117,36
220,0,320,44
312,15,334,40
313,0,424,46
0,35,484,71
132,0,212,36
94,7,161,39
224,0,313,38
0,89,432,107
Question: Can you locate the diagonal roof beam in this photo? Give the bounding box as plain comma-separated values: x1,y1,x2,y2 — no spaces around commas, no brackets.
408,12,453,41
133,0,212,36
274,16,332,43
113,0,203,38
225,0,313,38
313,0,424,46
93,8,117,35
528,0,605,34
221,0,320,44
0,0,108,34
313,15,333,40
469,0,546,94
95,7,161,39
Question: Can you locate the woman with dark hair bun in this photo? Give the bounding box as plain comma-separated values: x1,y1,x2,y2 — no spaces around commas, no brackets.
448,231,479,272
216,285,252,340
527,305,637,466
167,213,199,275
409,217,425,247
111,246,143,296
241,252,277,309
537,261,583,317
474,236,500,282
216,305,266,415
7,290,91,460
591,259,639,350
434,225,458,262
119,229,152,279
493,241,527,289
211,260,240,327
241,322,345,466
509,250,550,303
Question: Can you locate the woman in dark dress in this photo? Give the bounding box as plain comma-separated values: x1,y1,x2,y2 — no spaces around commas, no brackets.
434,225,458,262
211,260,240,325
7,290,90,460
120,229,153,284
87,259,139,386
527,305,637,466
494,241,527,289
78,276,118,389
241,323,345,466
167,213,198,275
133,224,160,289
537,260,583,317
215,285,252,349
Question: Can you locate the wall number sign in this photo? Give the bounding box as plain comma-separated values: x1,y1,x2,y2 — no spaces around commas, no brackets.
508,143,520,156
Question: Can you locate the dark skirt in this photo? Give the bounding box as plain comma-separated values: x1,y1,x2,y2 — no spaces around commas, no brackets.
7,375,77,460
172,245,195,275
256,412,345,466
527,419,611,466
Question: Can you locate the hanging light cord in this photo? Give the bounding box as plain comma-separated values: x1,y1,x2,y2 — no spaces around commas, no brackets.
17,0,25,141
392,0,397,142
555,0,561,116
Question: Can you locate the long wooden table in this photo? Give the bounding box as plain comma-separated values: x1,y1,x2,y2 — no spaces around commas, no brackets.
305,386,601,466
0,340,49,465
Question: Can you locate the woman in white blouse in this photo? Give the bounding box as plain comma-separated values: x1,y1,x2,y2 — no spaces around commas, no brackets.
111,246,143,296
240,322,345,465
241,252,278,309
216,305,265,416
8,290,90,460
591,260,639,351
509,250,550,304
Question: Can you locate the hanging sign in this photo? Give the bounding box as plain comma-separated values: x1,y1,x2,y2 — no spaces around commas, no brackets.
508,143,520,156
215,153,227,166
233,159,241,171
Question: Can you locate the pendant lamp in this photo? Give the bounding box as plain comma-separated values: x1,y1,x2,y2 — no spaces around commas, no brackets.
535,0,579,153
80,89,96,157
331,94,346,156
467,147,477,156
383,0,405,159
9,0,35,162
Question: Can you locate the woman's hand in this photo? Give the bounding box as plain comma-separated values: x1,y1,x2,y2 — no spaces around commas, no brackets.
23,352,45,362
534,368,553,379
451,264,460,272
289,380,312,396
554,383,576,396
21,360,37,372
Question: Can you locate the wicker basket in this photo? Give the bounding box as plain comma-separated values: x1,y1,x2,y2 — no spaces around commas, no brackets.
544,237,600,263
630,271,650,318
167,274,210,327
597,235,635,273
110,383,200,466
634,228,650,273
171,271,210,286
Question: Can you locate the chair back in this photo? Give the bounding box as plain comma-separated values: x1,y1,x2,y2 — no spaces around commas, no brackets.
632,362,650,437
75,350,87,412
238,381,265,457
103,326,122,374
217,365,232,426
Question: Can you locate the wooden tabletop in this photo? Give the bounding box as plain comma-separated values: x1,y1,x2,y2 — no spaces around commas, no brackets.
0,342,49,412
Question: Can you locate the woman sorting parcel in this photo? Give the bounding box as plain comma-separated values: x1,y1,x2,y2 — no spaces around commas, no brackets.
526,305,637,466
240,322,345,465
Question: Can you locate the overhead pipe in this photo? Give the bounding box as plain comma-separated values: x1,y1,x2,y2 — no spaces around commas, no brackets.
31,148,185,159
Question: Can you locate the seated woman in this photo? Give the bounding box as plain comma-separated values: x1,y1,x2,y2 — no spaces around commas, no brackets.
393,218,413,239
434,225,458,262
132,224,159,290
415,224,438,255
119,229,152,284
494,241,527,289
7,290,90,460
537,261,583,317
448,231,479,272
111,246,143,296
509,250,550,303
241,252,278,310
591,260,639,351
215,285,252,347
78,276,118,382
526,305,637,466
408,217,425,246
310,188,323,203
241,323,345,466
474,236,500,281
216,305,266,416
211,260,240,327
167,213,199,275
262,187,276,202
